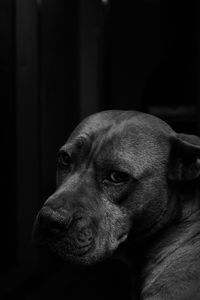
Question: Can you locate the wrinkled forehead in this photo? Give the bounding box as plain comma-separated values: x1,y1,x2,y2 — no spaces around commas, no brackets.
68,110,172,142
64,115,170,168
96,124,170,167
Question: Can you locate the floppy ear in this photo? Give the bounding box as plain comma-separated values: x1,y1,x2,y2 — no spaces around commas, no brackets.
168,133,200,182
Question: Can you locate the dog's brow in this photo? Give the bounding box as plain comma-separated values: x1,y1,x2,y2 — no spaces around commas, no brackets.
97,153,133,173
61,135,91,153
97,149,154,180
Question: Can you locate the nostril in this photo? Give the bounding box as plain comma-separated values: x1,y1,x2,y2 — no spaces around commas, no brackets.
37,209,52,227
49,219,66,232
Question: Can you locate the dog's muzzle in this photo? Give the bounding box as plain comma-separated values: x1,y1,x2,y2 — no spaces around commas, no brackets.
33,206,95,257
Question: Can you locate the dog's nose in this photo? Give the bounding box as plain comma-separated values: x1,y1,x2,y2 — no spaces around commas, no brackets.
37,207,70,234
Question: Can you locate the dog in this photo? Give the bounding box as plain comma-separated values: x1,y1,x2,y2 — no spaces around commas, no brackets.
33,110,200,299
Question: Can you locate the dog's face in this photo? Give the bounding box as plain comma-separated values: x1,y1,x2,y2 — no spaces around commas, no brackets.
33,111,200,265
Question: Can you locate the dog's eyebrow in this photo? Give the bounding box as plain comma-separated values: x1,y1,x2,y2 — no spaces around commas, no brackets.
97,154,134,173
60,135,92,153
97,151,153,180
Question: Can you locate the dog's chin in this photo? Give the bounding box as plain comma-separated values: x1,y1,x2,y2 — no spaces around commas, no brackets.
48,242,109,266
48,237,130,266
33,225,129,266
43,235,123,266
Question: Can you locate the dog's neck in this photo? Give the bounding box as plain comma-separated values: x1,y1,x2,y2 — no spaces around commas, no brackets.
178,181,200,221
113,180,200,268
144,180,200,248
111,181,200,298
138,183,200,293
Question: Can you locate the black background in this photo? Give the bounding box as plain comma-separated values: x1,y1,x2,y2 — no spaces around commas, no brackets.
1,0,199,299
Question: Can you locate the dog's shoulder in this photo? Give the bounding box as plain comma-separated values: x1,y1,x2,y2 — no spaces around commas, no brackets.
141,214,200,299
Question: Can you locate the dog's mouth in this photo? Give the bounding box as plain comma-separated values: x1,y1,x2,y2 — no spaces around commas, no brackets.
33,214,96,260
34,226,129,264
48,236,94,259
118,232,128,243
74,243,94,257
33,207,130,265
33,226,127,265
34,229,95,263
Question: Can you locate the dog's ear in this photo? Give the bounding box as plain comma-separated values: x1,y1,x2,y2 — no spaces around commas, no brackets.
168,133,200,182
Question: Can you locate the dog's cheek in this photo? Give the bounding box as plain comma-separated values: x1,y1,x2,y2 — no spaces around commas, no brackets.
127,178,169,234
96,199,130,253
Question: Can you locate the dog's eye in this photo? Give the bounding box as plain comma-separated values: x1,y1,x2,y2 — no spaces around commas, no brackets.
57,151,71,167
107,171,129,184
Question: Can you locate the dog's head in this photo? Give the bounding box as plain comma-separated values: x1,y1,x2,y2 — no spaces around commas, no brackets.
33,110,200,265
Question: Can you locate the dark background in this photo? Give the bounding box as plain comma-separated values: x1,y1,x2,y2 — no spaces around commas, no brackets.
1,0,200,299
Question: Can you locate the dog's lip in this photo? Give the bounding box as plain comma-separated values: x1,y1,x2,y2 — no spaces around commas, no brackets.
118,232,128,243
35,226,95,256
65,237,95,257
49,240,94,259
74,242,94,257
